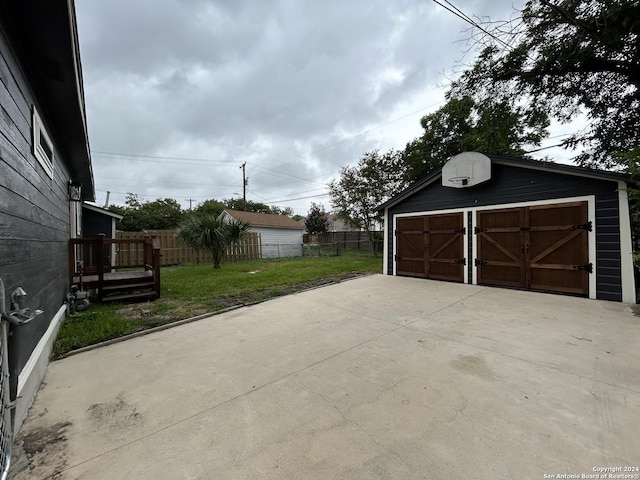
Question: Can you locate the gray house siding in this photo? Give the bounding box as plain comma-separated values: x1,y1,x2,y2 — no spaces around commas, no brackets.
386,163,622,301
0,24,72,376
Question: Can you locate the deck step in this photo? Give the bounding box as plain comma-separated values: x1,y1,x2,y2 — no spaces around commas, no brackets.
102,281,155,291
101,291,157,302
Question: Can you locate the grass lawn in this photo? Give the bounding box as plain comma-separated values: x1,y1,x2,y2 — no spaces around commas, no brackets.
53,251,382,357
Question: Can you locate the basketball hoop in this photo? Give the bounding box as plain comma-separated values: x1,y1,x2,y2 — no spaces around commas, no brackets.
442,152,492,189
448,176,470,186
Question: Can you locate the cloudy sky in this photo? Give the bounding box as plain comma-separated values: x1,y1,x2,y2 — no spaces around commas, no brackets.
76,0,572,215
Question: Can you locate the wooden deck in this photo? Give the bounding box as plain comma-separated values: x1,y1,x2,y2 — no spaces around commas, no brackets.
70,236,161,302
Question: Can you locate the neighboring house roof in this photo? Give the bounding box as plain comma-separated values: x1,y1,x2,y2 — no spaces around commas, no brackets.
82,203,124,220
375,153,632,212
223,209,304,229
0,0,95,200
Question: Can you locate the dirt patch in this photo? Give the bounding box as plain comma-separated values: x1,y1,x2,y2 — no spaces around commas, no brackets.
115,305,172,321
21,421,71,457
87,396,142,430
115,299,209,329
450,354,494,380
12,421,72,479
632,304,640,316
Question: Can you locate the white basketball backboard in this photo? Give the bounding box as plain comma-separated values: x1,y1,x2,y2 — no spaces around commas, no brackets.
441,152,492,188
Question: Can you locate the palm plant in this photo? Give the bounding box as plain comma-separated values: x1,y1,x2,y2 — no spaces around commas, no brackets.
176,213,251,268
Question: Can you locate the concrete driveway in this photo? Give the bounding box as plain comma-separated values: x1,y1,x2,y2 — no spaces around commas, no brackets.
11,275,640,480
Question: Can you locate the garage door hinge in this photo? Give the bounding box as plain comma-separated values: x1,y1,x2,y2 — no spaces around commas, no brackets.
454,258,466,265
520,226,531,231
474,259,487,266
474,227,487,234
572,263,593,273
394,255,398,261
573,221,593,232
454,227,466,234
394,230,397,236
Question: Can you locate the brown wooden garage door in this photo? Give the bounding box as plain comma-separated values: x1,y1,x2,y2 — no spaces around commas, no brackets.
476,202,590,295
396,213,465,282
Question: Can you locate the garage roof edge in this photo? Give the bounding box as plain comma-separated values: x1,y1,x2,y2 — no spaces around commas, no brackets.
375,154,632,212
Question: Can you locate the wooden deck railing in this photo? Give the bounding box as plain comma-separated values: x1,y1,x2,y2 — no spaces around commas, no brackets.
69,236,161,299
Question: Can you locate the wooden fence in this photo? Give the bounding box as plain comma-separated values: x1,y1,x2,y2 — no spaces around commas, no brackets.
116,230,262,266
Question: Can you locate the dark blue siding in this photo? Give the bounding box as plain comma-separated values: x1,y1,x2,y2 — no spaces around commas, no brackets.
386,163,622,300
595,192,622,301
83,210,114,238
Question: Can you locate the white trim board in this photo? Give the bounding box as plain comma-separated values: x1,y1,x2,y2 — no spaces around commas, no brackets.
617,181,636,304
382,208,389,275
392,195,598,299
15,304,66,436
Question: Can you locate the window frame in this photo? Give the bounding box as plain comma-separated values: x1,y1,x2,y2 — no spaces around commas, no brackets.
32,106,54,178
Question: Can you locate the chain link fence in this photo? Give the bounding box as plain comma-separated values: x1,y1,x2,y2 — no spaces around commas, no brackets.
302,231,383,257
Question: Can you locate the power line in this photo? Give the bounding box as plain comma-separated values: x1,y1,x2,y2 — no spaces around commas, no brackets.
262,193,330,203
525,142,567,154
441,0,477,26
432,0,514,51
94,176,239,189
94,189,237,200
91,150,230,164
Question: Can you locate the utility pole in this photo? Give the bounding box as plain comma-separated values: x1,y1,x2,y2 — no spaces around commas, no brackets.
239,162,247,211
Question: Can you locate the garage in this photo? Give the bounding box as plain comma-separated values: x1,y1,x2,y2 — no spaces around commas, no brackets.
377,152,636,303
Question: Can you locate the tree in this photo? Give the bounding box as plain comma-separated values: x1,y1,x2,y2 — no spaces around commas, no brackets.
110,195,183,231
452,0,640,169
224,197,272,214
138,198,183,229
328,150,404,255
305,203,330,235
271,206,294,216
193,199,226,217
124,193,141,209
402,95,549,183
176,213,251,269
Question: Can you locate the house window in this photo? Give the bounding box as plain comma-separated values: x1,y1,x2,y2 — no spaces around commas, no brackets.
32,106,54,178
